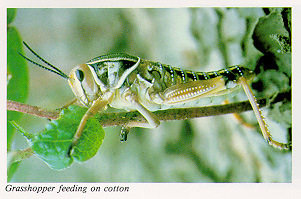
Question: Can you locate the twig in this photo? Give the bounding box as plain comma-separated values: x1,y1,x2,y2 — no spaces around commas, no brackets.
7,100,60,119
11,148,34,163
7,99,267,127
96,99,267,127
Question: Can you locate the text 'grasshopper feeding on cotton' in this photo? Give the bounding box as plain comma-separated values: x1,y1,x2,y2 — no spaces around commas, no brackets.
20,41,291,155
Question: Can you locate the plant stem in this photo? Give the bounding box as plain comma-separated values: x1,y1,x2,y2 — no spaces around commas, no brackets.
7,99,267,127
7,100,60,119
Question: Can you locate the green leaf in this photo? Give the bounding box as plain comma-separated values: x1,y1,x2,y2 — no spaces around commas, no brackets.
7,162,20,182
7,148,34,182
7,11,29,180
253,12,289,55
256,70,290,97
7,27,28,102
72,116,106,162
7,26,29,150
7,8,17,25
252,9,291,77
23,105,105,170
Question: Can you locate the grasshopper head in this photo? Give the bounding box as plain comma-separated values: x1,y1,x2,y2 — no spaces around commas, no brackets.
20,42,101,107
68,64,100,107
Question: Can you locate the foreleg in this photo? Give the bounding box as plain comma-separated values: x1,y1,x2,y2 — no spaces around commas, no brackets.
69,92,114,155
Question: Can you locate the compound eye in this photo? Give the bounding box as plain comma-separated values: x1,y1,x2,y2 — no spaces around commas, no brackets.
75,69,84,82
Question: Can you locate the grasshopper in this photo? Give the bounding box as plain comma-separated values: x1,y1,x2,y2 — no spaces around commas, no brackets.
20,42,291,154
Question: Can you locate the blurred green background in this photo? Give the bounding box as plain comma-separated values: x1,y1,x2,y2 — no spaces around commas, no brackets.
8,8,291,182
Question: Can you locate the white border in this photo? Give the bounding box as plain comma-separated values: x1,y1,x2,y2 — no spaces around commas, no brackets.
2,0,300,199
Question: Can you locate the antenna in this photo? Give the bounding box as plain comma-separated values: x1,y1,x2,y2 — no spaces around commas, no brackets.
19,41,69,79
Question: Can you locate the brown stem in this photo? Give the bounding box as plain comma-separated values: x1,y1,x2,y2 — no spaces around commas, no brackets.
7,100,60,119
96,99,267,127
7,99,267,127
